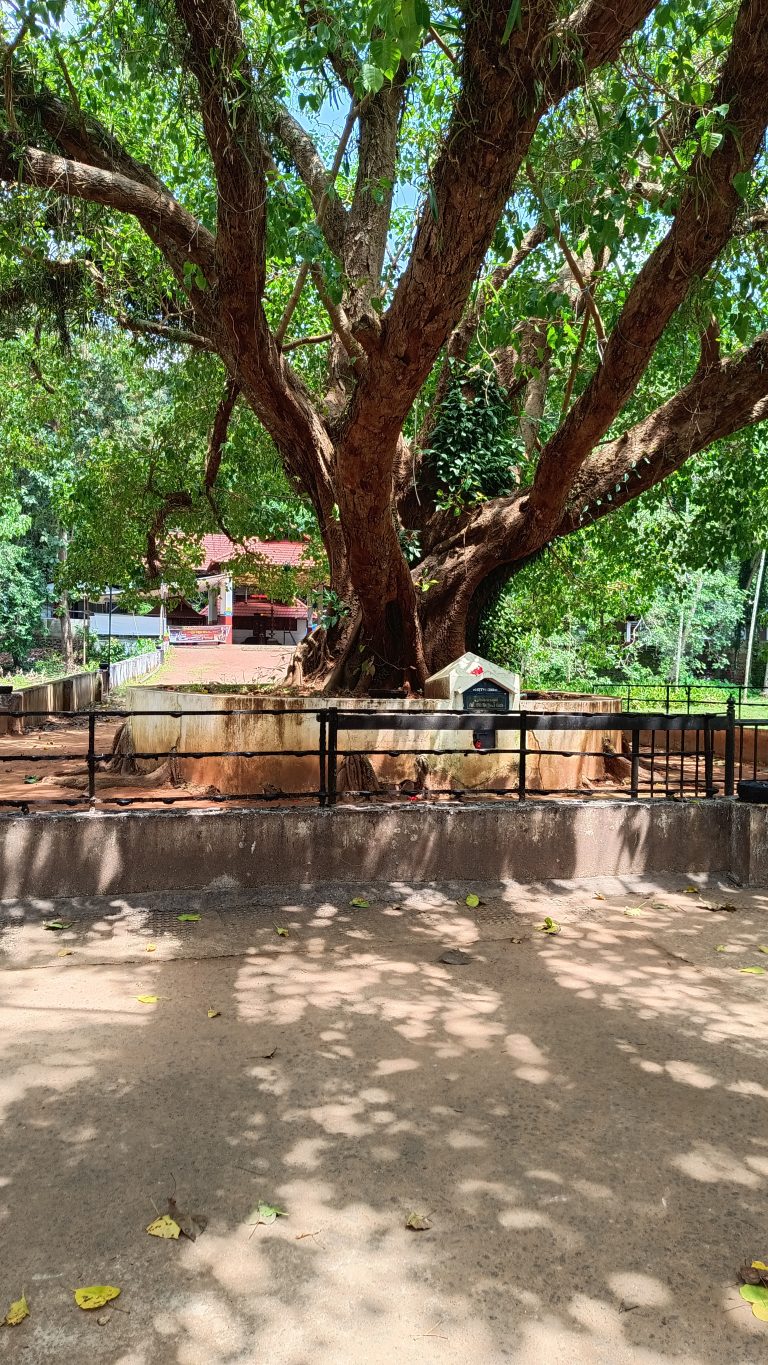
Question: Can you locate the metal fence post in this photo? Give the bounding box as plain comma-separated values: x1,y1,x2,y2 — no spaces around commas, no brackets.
665,683,670,714
87,712,96,801
630,727,640,799
724,696,736,798
327,706,338,807
518,714,527,801
318,711,328,807
703,714,715,798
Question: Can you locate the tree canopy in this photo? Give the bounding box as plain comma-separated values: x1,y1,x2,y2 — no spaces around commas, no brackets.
1,0,767,688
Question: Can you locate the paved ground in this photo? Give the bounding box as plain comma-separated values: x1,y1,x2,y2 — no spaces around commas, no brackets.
140,645,294,688
2,874,768,1364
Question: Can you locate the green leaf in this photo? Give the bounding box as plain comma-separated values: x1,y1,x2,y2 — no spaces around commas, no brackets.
361,62,385,94
350,897,369,909
177,913,201,922
733,171,751,198
501,0,522,43
43,919,73,930
536,916,561,935
465,893,480,908
740,1283,768,1304
246,1202,287,1226
739,966,766,975
370,37,400,78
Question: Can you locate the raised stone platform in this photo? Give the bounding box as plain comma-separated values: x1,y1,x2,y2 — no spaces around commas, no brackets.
1,798,765,900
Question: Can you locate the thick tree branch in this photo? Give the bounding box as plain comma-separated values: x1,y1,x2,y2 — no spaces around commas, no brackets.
269,103,348,257
0,137,215,268
347,0,658,455
174,0,269,301
558,333,768,534
528,0,768,537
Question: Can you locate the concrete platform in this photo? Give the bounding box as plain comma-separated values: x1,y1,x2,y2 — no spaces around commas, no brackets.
2,799,768,901
1,876,767,1363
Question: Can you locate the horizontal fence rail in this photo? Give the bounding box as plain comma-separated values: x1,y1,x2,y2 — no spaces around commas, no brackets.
526,681,768,716
0,699,767,811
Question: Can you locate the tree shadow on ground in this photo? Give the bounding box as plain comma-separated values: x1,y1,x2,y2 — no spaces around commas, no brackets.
1,884,768,1364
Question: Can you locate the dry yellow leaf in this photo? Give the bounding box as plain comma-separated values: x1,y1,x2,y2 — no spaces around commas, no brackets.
752,1261,768,1272
57,948,73,957
207,1008,221,1019
146,943,157,953
136,994,159,1004
146,1215,181,1239
74,1286,121,1311
4,1293,29,1325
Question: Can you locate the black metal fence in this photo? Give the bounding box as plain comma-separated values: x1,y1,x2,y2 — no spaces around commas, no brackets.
531,681,765,716
1,699,766,811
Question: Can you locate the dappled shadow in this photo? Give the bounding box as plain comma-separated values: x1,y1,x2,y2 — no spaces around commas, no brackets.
2,884,768,1362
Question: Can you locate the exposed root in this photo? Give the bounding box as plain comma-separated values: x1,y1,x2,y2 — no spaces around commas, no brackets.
337,753,380,795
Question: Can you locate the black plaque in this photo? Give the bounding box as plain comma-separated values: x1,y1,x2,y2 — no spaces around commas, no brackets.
462,679,509,713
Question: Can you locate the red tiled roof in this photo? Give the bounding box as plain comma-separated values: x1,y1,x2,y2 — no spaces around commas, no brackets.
198,535,310,571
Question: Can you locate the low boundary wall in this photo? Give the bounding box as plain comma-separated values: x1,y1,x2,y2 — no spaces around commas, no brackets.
0,799,765,900
0,649,165,734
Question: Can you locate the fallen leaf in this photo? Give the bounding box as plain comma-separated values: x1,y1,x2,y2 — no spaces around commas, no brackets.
438,949,471,965
699,902,738,913
510,936,525,944
465,893,480,908
146,1215,181,1239
207,1008,221,1019
405,1212,432,1231
24,775,41,784
136,994,159,1004
759,947,768,955
740,1283,768,1319
246,1202,287,1227
96,1314,111,1326
74,1286,121,1311
715,945,728,952
739,966,766,975
57,948,73,957
683,886,698,894
536,916,561,935
177,913,200,922
43,920,73,931
350,897,369,909
594,893,606,901
4,1293,29,1326
623,907,644,917
274,926,289,937
752,1262,768,1272
146,943,157,953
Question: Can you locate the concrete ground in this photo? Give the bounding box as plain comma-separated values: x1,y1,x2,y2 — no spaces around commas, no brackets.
2,874,768,1364
141,645,294,688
